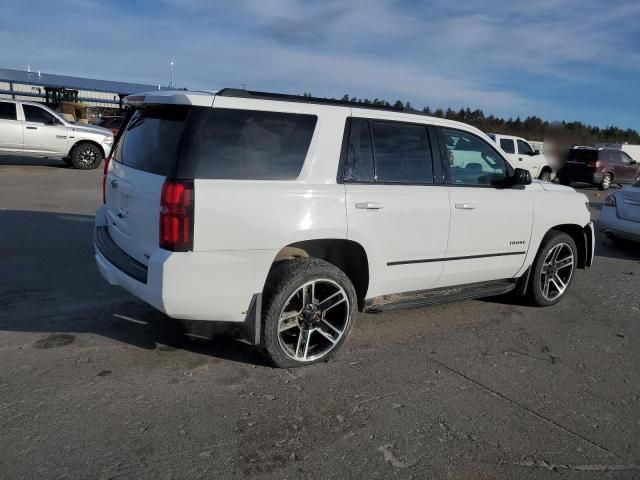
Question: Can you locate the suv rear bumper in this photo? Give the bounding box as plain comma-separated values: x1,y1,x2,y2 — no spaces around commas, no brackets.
93,207,276,323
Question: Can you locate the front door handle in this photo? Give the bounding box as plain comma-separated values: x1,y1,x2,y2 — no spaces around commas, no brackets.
455,203,476,210
355,202,384,210
518,157,523,161
26,126,38,130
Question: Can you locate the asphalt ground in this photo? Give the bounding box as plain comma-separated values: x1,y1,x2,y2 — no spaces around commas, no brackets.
1,155,639,479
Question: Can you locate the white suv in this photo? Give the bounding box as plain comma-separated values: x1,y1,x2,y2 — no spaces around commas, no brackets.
94,89,594,368
0,99,113,169
487,133,553,181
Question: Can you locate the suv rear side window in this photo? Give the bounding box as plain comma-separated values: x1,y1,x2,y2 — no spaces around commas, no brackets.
371,121,432,183
0,102,17,120
113,106,191,176
192,109,317,180
500,138,515,154
343,118,374,182
342,118,433,184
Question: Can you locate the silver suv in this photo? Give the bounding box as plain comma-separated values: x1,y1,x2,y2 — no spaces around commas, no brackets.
0,99,113,169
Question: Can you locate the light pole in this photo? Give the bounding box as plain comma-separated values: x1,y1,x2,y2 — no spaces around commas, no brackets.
170,60,175,88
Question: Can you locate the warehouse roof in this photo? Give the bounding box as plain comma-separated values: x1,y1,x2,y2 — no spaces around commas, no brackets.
0,67,165,95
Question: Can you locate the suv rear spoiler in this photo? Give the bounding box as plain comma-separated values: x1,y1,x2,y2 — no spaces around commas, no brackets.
124,90,217,107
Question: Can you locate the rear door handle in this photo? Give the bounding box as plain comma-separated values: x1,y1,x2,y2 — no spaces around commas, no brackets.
455,203,476,210
355,202,384,210
26,126,37,130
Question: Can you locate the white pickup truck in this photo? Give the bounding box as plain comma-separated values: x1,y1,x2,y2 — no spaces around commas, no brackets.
488,133,553,181
95,89,593,368
0,99,113,169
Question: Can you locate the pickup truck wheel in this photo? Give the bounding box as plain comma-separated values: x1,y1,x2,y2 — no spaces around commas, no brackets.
599,173,612,191
528,232,577,307
70,143,103,170
262,258,357,368
539,170,552,182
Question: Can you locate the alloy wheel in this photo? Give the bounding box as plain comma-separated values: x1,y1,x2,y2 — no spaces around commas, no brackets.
78,148,97,167
540,242,574,301
277,279,350,362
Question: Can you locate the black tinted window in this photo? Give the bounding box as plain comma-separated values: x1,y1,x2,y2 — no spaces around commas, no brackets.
517,139,534,154
500,138,515,153
442,128,508,186
193,109,317,180
569,149,598,162
23,104,55,124
114,106,190,176
344,118,374,182
0,102,17,120
370,121,432,183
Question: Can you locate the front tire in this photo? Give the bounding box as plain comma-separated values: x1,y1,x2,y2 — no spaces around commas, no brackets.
539,170,552,182
262,258,357,368
70,143,103,170
599,173,612,191
528,231,577,307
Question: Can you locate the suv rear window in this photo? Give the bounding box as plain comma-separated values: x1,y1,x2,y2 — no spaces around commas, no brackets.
568,149,599,162
113,106,190,176
191,109,317,180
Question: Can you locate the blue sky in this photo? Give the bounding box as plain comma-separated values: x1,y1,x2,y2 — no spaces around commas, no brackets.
2,0,640,129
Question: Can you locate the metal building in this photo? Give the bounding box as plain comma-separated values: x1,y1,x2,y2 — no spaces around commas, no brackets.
0,67,164,111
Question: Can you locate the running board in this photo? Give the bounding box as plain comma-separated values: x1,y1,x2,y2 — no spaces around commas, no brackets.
364,280,516,314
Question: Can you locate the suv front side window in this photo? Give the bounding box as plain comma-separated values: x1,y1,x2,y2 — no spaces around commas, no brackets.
517,139,534,155
620,151,635,164
0,102,17,120
441,128,510,186
23,104,57,124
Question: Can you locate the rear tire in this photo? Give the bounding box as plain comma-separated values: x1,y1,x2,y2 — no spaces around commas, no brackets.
527,231,577,307
70,143,103,170
262,258,357,368
599,173,612,191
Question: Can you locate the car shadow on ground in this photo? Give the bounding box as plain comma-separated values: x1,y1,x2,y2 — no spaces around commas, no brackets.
0,209,268,367
0,154,70,169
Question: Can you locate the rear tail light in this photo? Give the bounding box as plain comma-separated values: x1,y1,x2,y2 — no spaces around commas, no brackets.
102,154,111,204
604,194,616,207
160,179,194,251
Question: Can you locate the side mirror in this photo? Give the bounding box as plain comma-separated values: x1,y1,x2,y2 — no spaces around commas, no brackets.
514,167,532,185
533,149,541,155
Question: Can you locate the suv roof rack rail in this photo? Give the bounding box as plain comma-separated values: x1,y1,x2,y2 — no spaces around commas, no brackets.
216,88,414,114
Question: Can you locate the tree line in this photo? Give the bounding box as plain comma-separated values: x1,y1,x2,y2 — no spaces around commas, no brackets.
302,92,640,145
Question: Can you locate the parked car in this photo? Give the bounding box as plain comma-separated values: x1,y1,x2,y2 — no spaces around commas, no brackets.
94,89,594,368
93,116,125,136
595,143,640,163
0,99,113,169
558,147,640,190
600,180,640,243
487,133,553,181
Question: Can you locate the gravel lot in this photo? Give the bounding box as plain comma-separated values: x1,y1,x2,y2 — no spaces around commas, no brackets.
1,156,639,480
